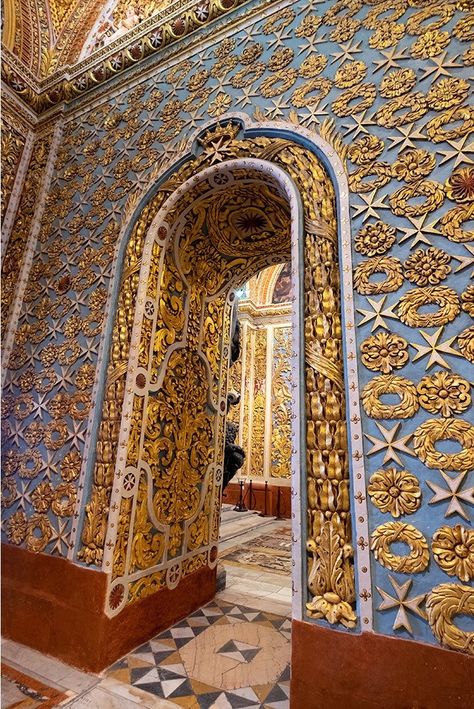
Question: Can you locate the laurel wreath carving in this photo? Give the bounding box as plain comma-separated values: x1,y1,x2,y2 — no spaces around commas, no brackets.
398,286,461,327
426,584,474,655
362,374,419,419
371,521,429,574
413,418,474,472
354,256,404,295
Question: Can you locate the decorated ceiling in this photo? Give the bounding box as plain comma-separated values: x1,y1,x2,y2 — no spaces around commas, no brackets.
2,0,178,77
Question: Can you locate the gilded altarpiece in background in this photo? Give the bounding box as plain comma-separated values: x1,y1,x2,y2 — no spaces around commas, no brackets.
228,267,292,484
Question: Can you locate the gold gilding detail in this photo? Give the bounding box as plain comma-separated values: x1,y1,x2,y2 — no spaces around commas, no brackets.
426,584,474,655
78,133,353,626
371,522,430,574
270,327,292,480
362,375,419,420
368,468,421,518
413,418,474,472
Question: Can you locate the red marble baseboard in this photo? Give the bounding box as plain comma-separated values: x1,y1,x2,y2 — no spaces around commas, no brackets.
291,619,474,709
222,481,291,518
1,543,216,673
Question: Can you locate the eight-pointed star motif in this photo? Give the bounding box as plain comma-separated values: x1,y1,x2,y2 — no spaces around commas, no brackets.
398,214,442,250
437,135,474,169
330,39,363,65
376,576,426,635
387,123,426,152
372,46,410,73
351,189,389,222
364,422,414,466
48,518,72,556
296,33,327,57
356,295,399,332
201,136,236,165
453,245,474,278
419,51,463,82
410,327,463,370
343,109,376,140
427,471,474,521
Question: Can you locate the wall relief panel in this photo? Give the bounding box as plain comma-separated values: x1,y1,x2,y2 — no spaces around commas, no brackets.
2,0,473,652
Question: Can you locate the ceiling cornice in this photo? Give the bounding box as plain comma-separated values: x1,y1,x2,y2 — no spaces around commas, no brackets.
1,0,266,117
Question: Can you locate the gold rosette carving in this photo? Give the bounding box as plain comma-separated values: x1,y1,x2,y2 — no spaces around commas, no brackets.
392,148,435,183
445,166,474,204
380,68,416,98
6,510,28,545
31,482,53,513
368,468,421,518
417,372,471,417
432,525,474,582
403,247,451,286
347,136,384,166
410,29,450,59
354,221,396,256
360,333,409,374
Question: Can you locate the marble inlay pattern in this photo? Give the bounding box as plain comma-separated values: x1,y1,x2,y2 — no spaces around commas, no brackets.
104,598,290,708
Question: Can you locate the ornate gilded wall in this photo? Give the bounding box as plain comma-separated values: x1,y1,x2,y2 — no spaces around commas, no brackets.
1,111,27,220
2,0,473,654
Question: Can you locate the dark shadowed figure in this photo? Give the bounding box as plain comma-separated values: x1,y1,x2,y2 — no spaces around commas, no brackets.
223,303,245,489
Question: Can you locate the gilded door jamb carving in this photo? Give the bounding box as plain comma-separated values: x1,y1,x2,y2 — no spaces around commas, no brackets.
75,115,368,629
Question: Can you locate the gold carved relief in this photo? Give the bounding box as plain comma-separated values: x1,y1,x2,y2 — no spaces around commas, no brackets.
2,132,52,337
144,348,213,525
250,329,266,478
371,521,430,574
271,327,292,479
79,195,167,565
426,584,474,655
1,122,26,219
129,475,164,574
78,130,352,627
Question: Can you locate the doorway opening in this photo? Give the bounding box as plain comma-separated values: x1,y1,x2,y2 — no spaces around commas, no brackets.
218,263,293,615
92,122,355,656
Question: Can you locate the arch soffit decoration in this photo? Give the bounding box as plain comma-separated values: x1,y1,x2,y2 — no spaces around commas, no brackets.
246,263,289,308
104,159,293,614
75,115,370,627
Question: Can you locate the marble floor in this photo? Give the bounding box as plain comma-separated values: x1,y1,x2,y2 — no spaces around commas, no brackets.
2,510,292,709
218,505,292,616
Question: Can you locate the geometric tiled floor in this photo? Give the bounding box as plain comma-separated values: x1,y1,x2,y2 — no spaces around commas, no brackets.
2,513,292,708
105,598,291,708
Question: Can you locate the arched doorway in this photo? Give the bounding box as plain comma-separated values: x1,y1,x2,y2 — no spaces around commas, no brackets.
77,118,365,650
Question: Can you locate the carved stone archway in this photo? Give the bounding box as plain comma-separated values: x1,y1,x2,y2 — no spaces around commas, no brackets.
78,118,369,632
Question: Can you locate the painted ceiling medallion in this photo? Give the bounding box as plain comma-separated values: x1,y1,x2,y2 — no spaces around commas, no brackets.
207,183,291,257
